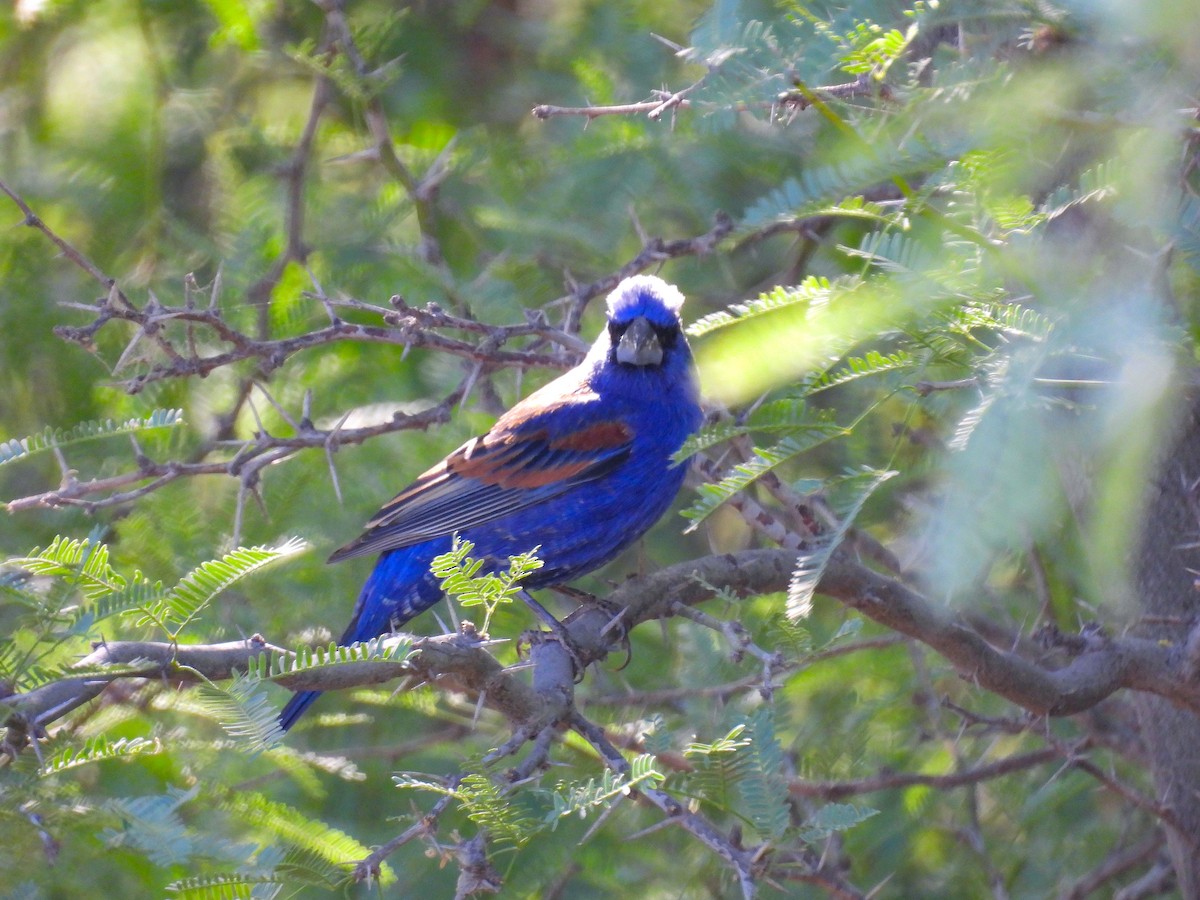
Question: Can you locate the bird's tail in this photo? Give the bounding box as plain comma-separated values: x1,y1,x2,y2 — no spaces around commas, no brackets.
279,689,321,731
278,547,447,732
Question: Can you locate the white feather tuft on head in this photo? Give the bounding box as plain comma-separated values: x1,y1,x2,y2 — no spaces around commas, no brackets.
605,275,686,324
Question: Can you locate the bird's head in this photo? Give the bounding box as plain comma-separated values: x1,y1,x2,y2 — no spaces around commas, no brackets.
601,275,689,370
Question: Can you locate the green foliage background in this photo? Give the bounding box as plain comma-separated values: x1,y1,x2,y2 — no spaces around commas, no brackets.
2,0,1199,896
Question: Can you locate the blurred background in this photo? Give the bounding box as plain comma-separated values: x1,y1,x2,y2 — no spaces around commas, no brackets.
2,0,1199,896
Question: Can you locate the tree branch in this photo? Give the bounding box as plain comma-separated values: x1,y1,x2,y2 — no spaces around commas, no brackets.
12,549,1199,754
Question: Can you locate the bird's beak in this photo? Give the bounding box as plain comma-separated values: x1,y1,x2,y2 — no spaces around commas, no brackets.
615,316,663,367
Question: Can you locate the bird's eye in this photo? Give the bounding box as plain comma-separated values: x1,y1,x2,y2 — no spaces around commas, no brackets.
653,324,679,349
608,321,627,342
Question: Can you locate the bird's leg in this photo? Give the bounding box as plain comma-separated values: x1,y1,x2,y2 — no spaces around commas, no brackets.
516,589,587,681
550,584,633,669
552,584,629,638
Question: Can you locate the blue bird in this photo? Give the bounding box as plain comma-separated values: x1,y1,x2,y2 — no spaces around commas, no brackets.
279,275,702,730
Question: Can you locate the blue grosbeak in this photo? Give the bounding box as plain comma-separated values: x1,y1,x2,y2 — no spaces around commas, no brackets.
279,275,702,730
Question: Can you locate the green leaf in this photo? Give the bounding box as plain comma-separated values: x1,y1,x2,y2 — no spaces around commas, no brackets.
193,672,284,753
738,707,790,840
221,792,394,885
432,539,543,633
102,786,199,867
9,536,124,602
688,277,855,338
789,468,896,619
458,772,545,847
739,143,949,231
166,873,275,899
263,636,411,702
132,538,308,636
62,575,166,636
674,401,841,463
0,410,183,468
682,427,850,531
38,736,162,776
545,754,664,829
800,350,918,397
682,725,753,812
799,802,879,843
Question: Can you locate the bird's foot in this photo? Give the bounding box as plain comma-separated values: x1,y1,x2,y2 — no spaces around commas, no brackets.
551,585,633,669
516,590,588,681
518,624,587,683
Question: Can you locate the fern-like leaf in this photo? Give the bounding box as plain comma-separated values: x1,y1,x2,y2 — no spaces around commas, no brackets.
738,707,791,841
220,792,394,885
682,725,753,812
39,736,161,776
688,277,858,337
683,427,850,531
102,785,199,867
458,772,545,847
800,350,917,397
271,846,356,890
193,672,284,752
771,614,815,660
798,802,879,843
1039,159,1119,222
432,539,544,633
63,575,166,636
0,409,183,467
9,536,125,602
165,873,277,899
263,635,411,681
674,402,840,463
842,229,935,274
133,538,308,636
789,468,895,619
941,301,1055,343
545,754,663,827
739,143,949,230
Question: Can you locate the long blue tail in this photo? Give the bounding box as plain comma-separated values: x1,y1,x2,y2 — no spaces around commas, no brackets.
278,545,446,731
279,689,321,731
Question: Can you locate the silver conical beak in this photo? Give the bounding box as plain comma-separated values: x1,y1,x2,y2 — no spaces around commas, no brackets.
615,316,663,367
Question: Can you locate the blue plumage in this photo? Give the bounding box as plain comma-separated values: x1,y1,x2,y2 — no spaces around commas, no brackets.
279,275,702,730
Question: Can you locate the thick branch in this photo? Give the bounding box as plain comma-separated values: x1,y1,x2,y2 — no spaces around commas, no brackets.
564,549,1200,718
11,550,1199,746
2,630,549,741
817,556,1200,716
5,637,283,741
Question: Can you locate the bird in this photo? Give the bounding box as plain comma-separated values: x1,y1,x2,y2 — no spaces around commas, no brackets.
279,275,703,730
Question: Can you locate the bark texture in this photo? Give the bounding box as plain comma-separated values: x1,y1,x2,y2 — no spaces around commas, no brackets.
1135,393,1200,897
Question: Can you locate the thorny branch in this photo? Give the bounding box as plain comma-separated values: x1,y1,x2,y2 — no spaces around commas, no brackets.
3,5,1187,895
1,168,731,519
21,554,1190,734
8,546,1200,890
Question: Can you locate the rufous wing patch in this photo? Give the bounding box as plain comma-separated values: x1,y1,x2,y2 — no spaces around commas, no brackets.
550,421,633,452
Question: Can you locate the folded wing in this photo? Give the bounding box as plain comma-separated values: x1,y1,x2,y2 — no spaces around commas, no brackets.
328,417,634,562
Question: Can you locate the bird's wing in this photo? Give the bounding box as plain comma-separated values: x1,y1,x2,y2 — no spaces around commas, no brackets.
328,391,634,562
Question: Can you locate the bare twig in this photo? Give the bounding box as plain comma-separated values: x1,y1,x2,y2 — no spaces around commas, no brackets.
531,76,879,122
568,711,763,899
1061,834,1167,900
354,791,456,883
0,178,131,306
787,746,1062,800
